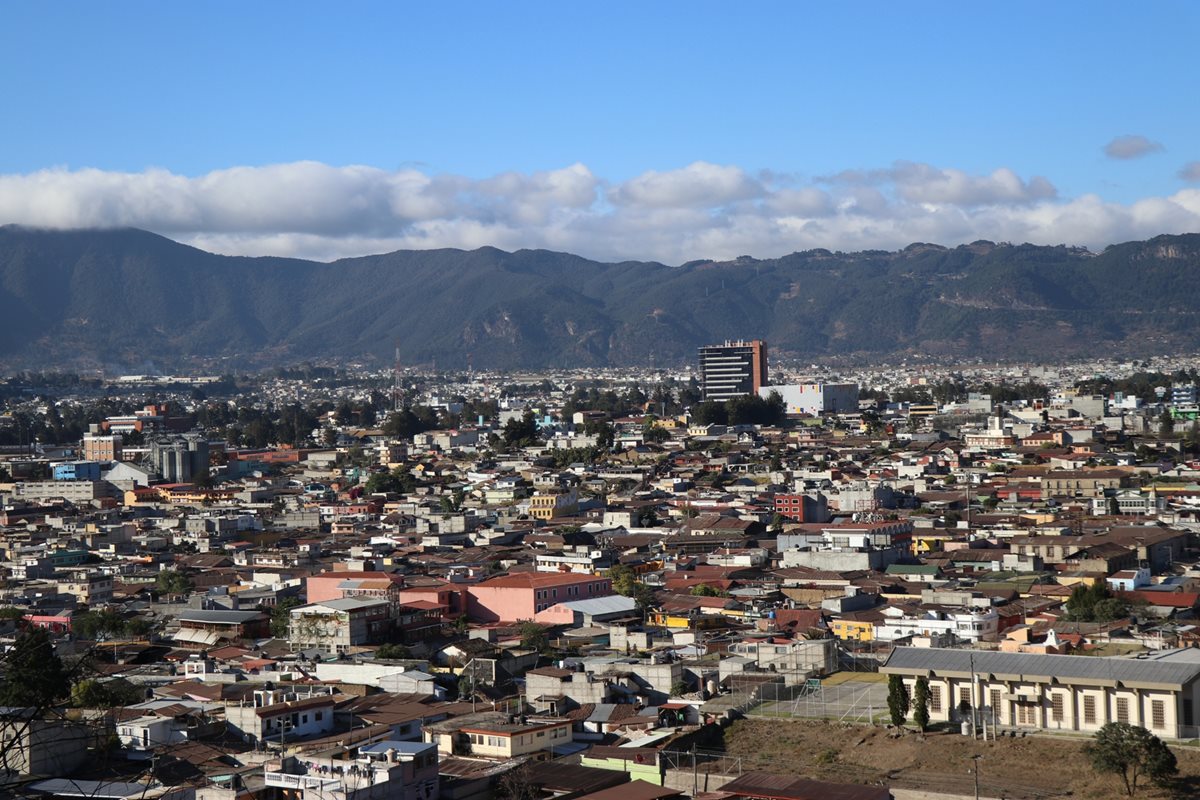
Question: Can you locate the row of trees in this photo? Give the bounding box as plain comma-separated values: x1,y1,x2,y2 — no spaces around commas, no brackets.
860,380,1050,407
691,391,786,427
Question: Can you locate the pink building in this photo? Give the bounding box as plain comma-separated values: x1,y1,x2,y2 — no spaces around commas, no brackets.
466,572,613,622
24,614,72,634
305,571,405,604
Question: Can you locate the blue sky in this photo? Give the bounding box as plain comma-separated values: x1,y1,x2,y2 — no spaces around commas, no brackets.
2,2,1198,262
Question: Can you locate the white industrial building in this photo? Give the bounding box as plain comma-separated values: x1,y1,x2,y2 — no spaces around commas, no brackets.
759,382,859,415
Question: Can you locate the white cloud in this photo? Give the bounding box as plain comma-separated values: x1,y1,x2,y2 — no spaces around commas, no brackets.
609,161,763,208
819,161,1056,206
1179,161,1200,183
1103,134,1164,160
2,159,1200,264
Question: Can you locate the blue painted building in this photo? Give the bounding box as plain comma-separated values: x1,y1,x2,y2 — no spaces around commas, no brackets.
52,461,102,481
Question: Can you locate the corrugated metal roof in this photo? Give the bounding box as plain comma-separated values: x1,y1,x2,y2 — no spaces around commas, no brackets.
26,779,154,798
359,740,435,755
303,596,390,612
176,609,264,623
556,595,640,615
882,646,1200,688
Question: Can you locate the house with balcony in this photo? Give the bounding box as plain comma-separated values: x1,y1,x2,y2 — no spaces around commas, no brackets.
423,711,573,759
873,604,999,644
264,740,439,800
173,609,270,648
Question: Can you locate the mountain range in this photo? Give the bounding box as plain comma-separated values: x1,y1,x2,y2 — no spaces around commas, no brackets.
2,225,1200,371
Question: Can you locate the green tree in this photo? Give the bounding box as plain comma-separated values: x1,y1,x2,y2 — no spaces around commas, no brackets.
609,564,656,609
155,570,194,596
689,584,723,597
269,597,303,638
690,401,728,426
516,620,548,652
458,671,479,700
502,411,541,449
0,627,70,707
1160,409,1175,437
365,467,417,495
1085,722,1177,796
642,423,670,444
912,677,930,731
887,674,910,728
70,677,145,709
1066,581,1130,623
73,609,133,640
375,643,412,660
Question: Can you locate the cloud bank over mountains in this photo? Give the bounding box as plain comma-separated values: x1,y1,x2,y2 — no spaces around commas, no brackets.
2,158,1200,264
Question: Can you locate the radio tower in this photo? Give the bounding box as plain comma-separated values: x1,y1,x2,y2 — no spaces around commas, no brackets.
392,339,403,412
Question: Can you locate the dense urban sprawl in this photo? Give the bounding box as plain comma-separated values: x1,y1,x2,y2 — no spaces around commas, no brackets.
4,349,1200,799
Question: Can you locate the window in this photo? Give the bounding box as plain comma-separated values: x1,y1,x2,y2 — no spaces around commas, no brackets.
1116,698,1130,724
1083,696,1097,725
959,687,971,710
1017,702,1037,726
929,686,942,712
1152,700,1165,730
989,689,1001,721
315,712,323,721
1051,694,1064,723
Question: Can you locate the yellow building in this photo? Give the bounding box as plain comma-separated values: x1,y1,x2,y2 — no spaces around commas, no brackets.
425,712,572,758
912,531,957,555
829,617,875,642
529,488,578,520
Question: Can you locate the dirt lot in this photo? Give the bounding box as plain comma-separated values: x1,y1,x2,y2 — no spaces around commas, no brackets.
719,717,1200,799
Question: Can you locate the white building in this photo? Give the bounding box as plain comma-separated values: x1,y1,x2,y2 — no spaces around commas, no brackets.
758,382,859,416
874,606,999,644
263,740,439,800
224,688,337,745
883,647,1200,739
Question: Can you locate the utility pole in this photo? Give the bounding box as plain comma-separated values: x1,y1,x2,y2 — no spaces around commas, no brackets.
692,743,698,796
972,754,982,800
969,652,979,739
470,659,478,712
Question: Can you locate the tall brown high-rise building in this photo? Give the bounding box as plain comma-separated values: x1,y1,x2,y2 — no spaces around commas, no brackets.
698,339,768,402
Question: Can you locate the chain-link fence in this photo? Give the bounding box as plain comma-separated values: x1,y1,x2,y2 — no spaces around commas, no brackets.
749,678,889,724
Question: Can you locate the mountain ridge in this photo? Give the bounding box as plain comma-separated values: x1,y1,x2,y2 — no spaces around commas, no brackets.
3,225,1200,370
